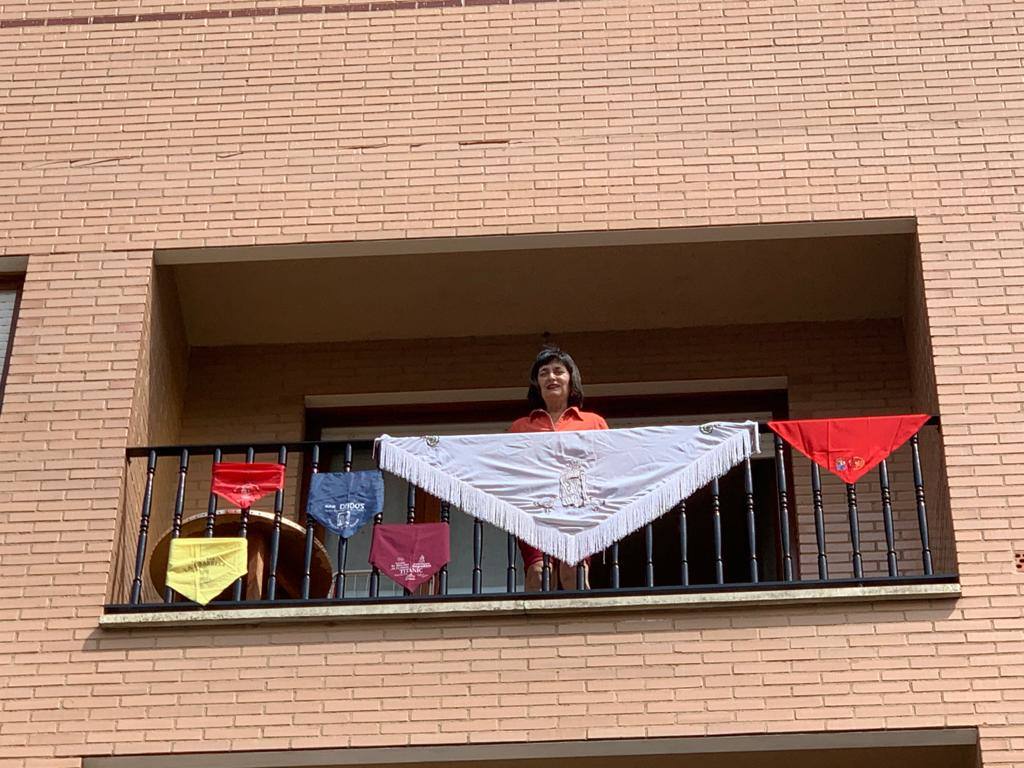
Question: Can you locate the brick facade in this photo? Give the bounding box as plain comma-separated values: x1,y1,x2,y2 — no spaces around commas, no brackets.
1,1,1022,766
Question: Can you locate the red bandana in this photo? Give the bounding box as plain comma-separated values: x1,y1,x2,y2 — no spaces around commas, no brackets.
211,462,286,508
369,523,450,590
768,414,929,484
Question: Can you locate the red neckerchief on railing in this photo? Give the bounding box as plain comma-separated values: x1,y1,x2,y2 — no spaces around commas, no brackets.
211,462,285,508
767,414,930,484
369,523,450,590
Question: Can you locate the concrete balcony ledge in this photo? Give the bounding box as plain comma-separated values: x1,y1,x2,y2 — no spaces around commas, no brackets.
100,580,960,630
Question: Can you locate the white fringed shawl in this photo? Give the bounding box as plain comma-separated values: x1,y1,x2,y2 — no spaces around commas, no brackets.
375,422,759,565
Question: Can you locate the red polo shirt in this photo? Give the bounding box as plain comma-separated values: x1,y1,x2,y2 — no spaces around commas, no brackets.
509,407,609,434
509,406,608,568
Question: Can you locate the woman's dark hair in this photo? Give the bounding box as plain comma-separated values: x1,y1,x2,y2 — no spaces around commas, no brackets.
527,347,585,410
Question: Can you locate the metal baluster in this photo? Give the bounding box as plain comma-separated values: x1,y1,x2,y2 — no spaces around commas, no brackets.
846,483,864,579
811,463,829,580
910,433,934,575
205,448,222,538
678,502,688,587
644,523,655,588
129,450,158,605
301,444,319,600
338,444,355,599
265,446,287,601
164,449,190,603
711,477,723,585
576,560,586,591
506,533,517,593
774,433,794,581
439,502,450,595
541,554,551,592
743,458,758,583
879,459,899,578
472,519,483,594
610,540,618,589
231,447,255,601
404,483,416,597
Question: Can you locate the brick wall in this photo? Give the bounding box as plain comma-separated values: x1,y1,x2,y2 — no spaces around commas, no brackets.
0,250,151,767
0,0,971,252
1,0,1022,765
904,243,955,575
179,320,915,440
110,265,189,604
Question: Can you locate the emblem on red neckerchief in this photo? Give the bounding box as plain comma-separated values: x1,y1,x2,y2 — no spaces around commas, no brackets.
390,555,434,582
834,456,865,473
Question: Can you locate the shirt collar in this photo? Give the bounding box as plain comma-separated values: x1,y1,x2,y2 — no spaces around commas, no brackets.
530,406,582,422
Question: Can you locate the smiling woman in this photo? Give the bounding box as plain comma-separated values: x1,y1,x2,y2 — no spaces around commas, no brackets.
509,347,609,591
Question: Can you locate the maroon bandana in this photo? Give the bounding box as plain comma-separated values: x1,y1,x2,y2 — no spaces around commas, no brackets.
369,523,450,590
768,414,929,484
211,462,286,508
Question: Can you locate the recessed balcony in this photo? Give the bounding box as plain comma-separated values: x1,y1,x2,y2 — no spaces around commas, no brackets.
105,219,960,622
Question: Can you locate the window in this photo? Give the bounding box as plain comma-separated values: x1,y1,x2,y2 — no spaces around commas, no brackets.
0,277,22,406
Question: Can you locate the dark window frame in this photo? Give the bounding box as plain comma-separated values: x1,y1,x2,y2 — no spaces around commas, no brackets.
0,275,25,410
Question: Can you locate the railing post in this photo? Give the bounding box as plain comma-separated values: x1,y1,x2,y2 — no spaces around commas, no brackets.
506,533,517,593
846,483,864,579
644,523,655,588
301,444,319,600
711,477,723,585
439,502,450,595
678,502,688,587
129,450,158,605
472,519,483,594
610,541,621,589
910,433,934,576
810,463,828,580
773,433,794,582
337,444,354,599
231,447,255,601
265,446,287,600
404,483,416,597
164,449,190,603
204,448,222,537
878,459,899,578
743,458,758,583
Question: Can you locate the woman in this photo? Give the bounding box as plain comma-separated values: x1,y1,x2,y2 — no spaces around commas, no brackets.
509,347,608,591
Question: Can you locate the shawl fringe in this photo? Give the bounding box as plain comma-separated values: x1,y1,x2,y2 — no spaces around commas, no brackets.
375,425,758,565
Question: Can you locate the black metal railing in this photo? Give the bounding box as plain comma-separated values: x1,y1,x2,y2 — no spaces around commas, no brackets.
109,418,956,613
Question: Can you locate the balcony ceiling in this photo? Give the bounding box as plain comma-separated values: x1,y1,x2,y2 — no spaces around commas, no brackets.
172,233,912,346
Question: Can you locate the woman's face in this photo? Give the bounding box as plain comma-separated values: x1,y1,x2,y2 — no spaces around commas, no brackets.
536,360,571,410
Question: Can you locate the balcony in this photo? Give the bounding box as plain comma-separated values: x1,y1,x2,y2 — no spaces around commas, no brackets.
105,416,956,622
104,219,960,624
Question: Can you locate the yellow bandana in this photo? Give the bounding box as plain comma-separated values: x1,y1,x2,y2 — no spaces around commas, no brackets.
165,538,248,605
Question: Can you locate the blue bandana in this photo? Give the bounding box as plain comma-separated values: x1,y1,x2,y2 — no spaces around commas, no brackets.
306,471,385,538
